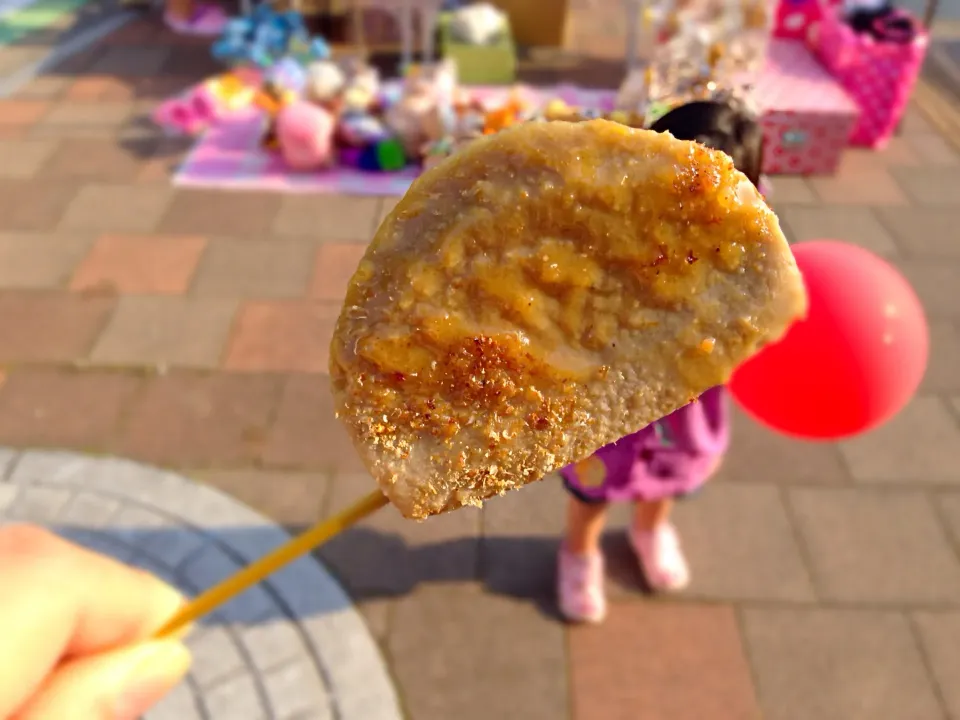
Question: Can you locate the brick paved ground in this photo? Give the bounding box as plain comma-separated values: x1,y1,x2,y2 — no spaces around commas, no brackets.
3,2,960,719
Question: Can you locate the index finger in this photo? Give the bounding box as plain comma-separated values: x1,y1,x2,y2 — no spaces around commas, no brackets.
0,525,186,719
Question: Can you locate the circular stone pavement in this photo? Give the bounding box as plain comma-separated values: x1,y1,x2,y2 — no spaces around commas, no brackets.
0,449,403,720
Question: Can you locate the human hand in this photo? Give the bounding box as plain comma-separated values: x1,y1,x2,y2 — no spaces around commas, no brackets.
0,524,192,720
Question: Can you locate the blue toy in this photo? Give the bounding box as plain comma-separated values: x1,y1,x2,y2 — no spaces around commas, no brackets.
211,3,328,72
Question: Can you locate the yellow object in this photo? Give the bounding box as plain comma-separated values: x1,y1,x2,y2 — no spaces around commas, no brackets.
153,490,389,639
208,75,256,111
573,456,607,488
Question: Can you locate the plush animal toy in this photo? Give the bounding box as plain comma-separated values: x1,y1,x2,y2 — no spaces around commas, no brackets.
275,100,335,171
304,60,346,109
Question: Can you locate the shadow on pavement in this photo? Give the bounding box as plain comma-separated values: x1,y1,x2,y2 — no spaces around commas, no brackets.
40,521,650,626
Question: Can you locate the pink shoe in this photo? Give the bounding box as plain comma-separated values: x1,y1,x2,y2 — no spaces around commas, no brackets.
628,522,690,592
164,3,227,36
152,88,218,135
557,545,606,624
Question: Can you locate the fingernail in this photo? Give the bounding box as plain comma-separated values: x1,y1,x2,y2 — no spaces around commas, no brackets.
112,641,192,720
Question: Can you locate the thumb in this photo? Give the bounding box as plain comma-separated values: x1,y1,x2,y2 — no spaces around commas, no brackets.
13,640,192,720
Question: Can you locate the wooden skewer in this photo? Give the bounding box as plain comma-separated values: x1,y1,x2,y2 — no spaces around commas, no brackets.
154,490,389,639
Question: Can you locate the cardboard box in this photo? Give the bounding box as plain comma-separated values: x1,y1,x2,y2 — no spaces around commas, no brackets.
487,0,569,47
752,40,859,175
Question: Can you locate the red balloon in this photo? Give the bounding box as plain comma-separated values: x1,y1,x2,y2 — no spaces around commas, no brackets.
728,240,928,441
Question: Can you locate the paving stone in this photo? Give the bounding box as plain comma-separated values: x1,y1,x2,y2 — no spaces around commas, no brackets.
718,405,850,484
667,483,816,602
308,243,367,301
839,396,960,484
160,43,221,77
53,527,138,564
185,626,247,688
878,207,960,259
140,523,208,570
64,75,139,102
922,321,960,392
0,232,94,289
13,76,70,100
871,137,923,166
263,374,366,472
272,195,380,241
202,672,268,720
389,583,567,720
224,301,339,373
778,206,898,255
570,603,761,720
809,166,909,205
896,260,960,318
262,659,333,719
7,450,99,486
934,492,960,551
143,678,203,720
238,618,309,674
769,176,817,204
90,296,236,369
0,290,114,363
136,482,289,562
789,487,960,603
180,543,276,623
119,372,281,467
0,178,80,232
318,471,481,596
191,239,314,299
481,476,568,601
137,137,194,183
36,103,133,129
742,608,943,720
893,166,960,205
88,45,171,77
913,611,960,719
0,448,16,479
355,597,392,644
4,485,72,524
158,190,282,237
108,503,172,551
58,491,121,527
194,469,329,526
59,184,172,233
101,20,161,46
0,138,58,178
906,133,960,166
70,234,207,294
0,100,50,126
375,198,397,227
901,106,934,134
0,369,138,448
39,137,148,182
0,484,18,513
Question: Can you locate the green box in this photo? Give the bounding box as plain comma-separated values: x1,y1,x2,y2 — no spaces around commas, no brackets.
439,12,517,86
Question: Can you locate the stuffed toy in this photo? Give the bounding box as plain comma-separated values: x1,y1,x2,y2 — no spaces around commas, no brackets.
275,101,335,171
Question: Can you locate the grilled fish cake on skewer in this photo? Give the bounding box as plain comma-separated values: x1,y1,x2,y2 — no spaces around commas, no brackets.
330,119,806,520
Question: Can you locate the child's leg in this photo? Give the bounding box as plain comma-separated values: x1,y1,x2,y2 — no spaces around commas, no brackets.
565,495,608,554
628,497,690,592
558,495,608,623
633,496,673,532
